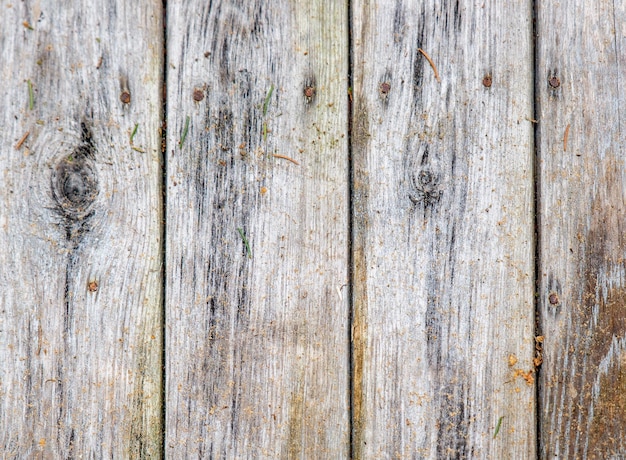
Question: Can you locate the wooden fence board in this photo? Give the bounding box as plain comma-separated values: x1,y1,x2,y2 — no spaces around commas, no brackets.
0,1,164,457
164,1,350,457
351,1,536,458
537,1,626,458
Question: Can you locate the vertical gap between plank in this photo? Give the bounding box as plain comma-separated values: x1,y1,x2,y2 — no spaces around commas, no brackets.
347,0,355,457
160,1,168,458
531,0,541,457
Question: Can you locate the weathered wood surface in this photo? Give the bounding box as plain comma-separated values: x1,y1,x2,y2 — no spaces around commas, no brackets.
0,1,163,457
164,1,350,457
537,1,626,458
3,1,626,458
351,1,536,458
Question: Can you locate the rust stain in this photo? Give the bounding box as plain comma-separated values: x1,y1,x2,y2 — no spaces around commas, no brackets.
551,161,626,458
351,95,370,459
286,364,306,459
588,347,626,457
351,245,368,460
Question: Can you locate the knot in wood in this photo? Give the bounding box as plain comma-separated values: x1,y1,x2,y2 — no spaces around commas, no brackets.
408,169,442,207
51,146,99,221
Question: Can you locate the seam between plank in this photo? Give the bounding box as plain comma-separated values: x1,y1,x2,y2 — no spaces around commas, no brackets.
347,0,355,458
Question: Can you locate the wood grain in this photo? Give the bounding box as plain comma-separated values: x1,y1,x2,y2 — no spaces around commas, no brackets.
537,1,626,458
351,1,536,458
164,1,350,457
0,1,163,457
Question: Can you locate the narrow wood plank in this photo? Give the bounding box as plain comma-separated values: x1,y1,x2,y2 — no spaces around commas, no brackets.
537,1,626,458
352,1,536,458
165,1,349,457
0,2,163,457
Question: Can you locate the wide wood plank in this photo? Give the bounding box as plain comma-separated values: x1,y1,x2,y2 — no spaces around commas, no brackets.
165,1,349,457
351,1,535,458
0,1,163,457
537,1,626,458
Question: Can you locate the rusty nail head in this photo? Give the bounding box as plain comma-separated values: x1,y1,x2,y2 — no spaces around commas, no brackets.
120,91,131,104
549,76,560,88
88,280,99,292
304,86,315,98
483,75,492,87
549,292,559,305
380,82,391,94
193,88,204,101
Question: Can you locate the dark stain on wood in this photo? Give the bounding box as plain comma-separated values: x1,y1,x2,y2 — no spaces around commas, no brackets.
587,340,626,458
129,338,162,458
392,2,406,43
544,163,626,458
424,274,470,456
411,41,426,97
189,66,260,457
437,381,469,459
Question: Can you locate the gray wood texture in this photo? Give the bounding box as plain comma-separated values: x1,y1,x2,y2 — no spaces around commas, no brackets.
3,1,626,458
0,1,163,457
537,1,626,458
351,1,536,458
164,1,350,457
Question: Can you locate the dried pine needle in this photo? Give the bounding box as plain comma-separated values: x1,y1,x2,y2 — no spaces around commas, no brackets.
179,115,190,148
273,154,299,165
418,48,441,83
237,228,252,259
130,123,139,143
263,84,274,116
14,131,30,150
563,123,571,152
493,416,504,439
27,80,34,110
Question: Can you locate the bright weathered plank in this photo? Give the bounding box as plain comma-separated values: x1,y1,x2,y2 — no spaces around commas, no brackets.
537,1,626,458
351,1,536,458
165,1,349,457
0,1,163,457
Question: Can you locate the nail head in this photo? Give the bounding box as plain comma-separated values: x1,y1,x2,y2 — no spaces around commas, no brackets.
549,292,559,305
193,88,204,101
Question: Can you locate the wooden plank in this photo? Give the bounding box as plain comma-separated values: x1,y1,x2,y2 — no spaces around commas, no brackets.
164,1,349,457
0,1,163,457
351,1,535,458
537,1,626,458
